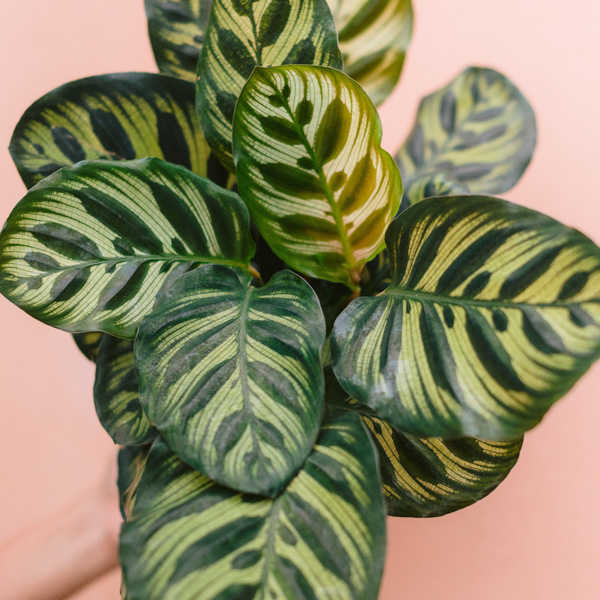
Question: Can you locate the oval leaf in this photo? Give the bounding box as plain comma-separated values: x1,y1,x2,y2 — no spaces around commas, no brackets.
94,336,157,445
135,265,326,496
396,67,537,201
332,196,600,439
145,0,212,81
0,158,255,337
327,0,414,106
196,0,343,172
120,410,386,600
9,72,228,190
234,65,402,288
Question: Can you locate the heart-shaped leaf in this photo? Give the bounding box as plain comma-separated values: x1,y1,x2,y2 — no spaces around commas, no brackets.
396,67,537,202
135,265,325,496
196,0,343,172
120,410,386,600
9,72,228,190
332,195,600,439
234,65,402,289
145,0,212,81
327,0,414,106
94,336,157,445
0,158,255,337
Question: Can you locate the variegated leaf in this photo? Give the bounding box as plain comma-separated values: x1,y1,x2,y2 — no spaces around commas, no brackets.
396,67,537,203
72,331,103,362
9,72,228,190
146,0,212,81
0,158,255,337
327,0,414,106
135,265,325,496
332,196,600,439
234,65,402,288
94,336,157,445
120,410,386,600
196,0,343,172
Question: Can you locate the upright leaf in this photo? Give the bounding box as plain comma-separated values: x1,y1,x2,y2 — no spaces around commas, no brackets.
94,336,157,445
327,0,414,105
332,196,600,440
0,158,255,337
120,411,386,600
234,65,402,288
9,73,228,190
396,67,537,202
135,265,326,496
196,0,343,171
145,0,213,81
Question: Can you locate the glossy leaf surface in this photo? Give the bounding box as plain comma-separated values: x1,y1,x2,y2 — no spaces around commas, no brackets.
94,336,157,445
332,196,600,439
0,158,254,337
146,0,212,81
196,0,343,171
396,67,537,202
234,65,402,288
9,73,228,190
136,265,325,496
327,0,414,106
120,410,386,600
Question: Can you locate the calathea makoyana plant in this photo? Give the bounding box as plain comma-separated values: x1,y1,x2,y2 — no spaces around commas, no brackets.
2,0,599,598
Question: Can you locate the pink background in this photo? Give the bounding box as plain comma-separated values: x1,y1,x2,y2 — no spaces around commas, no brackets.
1,1,598,598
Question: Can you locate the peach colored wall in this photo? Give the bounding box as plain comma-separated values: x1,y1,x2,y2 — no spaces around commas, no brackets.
0,1,598,599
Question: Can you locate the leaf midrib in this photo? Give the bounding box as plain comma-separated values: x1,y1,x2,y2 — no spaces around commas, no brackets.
384,287,600,310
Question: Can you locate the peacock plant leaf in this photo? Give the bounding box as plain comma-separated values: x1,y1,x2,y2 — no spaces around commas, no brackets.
332,195,600,440
326,0,414,106
9,72,228,191
145,0,212,82
234,65,402,289
0,158,255,338
72,331,103,362
396,67,537,203
94,336,157,446
135,265,326,496
120,410,386,600
196,0,343,172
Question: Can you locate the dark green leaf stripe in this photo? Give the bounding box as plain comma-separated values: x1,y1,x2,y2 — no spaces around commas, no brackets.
0,158,255,337
146,0,213,81
9,72,228,190
362,415,523,517
234,65,402,288
332,196,600,439
135,265,326,496
94,336,157,445
120,410,386,600
326,0,414,106
196,0,343,172
396,67,537,202
72,331,103,362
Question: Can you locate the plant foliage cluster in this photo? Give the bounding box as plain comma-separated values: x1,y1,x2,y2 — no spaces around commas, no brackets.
2,1,599,598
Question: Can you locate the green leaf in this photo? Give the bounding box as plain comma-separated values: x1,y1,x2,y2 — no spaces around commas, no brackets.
73,331,103,362
145,0,212,81
94,336,157,445
363,415,523,517
0,158,255,338
118,445,151,520
327,0,414,106
396,67,537,203
332,195,600,440
135,265,326,496
196,0,343,172
234,65,402,289
120,410,386,600
9,72,228,190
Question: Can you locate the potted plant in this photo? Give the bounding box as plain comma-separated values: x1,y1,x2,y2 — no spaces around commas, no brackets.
1,1,598,598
